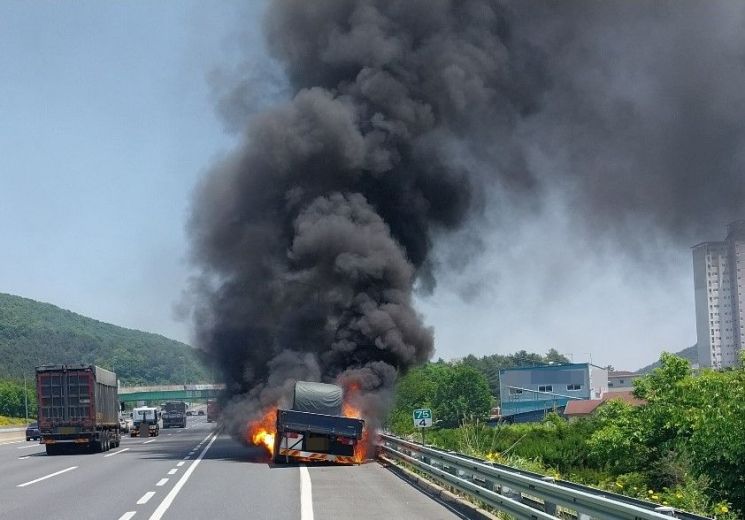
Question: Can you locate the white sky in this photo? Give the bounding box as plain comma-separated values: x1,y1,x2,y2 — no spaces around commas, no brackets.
0,1,697,371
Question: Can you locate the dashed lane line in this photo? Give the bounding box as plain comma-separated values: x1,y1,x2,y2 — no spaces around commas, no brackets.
143,439,157,444
105,448,130,458
156,478,169,487
17,466,78,487
167,468,177,475
118,512,136,520
148,432,218,520
137,491,156,505
176,461,184,467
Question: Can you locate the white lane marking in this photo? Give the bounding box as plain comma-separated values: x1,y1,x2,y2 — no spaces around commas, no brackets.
0,440,24,446
167,468,177,475
176,461,184,467
137,491,156,504
300,465,314,520
156,478,169,487
143,439,156,444
18,456,30,460
148,432,218,520
17,466,78,487
17,444,39,449
105,448,130,458
118,512,136,520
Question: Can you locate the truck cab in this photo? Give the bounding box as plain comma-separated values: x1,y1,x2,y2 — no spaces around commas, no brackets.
131,406,160,437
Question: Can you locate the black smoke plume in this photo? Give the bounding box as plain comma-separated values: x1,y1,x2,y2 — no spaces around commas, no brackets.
187,0,745,439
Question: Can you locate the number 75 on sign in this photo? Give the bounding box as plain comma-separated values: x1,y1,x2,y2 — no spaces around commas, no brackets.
412,408,433,427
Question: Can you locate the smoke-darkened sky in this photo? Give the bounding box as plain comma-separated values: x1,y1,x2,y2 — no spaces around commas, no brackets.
2,1,742,374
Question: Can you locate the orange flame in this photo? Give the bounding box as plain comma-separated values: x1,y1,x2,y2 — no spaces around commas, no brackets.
342,386,368,463
247,407,277,456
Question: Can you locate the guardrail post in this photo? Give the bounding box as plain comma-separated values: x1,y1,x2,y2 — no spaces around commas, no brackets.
541,476,558,515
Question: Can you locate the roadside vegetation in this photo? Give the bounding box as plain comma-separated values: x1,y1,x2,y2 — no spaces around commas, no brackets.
389,353,744,519
0,378,36,420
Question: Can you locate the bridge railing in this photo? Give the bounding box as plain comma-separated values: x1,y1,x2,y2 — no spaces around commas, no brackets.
378,433,711,520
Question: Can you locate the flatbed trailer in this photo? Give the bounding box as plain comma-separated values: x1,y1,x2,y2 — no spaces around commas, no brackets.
274,408,365,464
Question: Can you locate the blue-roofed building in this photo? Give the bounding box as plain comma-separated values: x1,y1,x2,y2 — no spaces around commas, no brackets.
498,363,609,423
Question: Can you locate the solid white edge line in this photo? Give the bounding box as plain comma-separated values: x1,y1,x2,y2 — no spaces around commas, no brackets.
300,465,314,520
118,512,137,520
156,478,169,487
105,448,130,457
148,431,217,520
137,491,156,505
17,466,78,487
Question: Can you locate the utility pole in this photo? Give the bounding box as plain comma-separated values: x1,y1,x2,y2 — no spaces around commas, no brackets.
24,373,29,422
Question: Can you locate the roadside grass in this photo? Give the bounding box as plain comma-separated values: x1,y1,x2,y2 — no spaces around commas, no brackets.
0,415,30,427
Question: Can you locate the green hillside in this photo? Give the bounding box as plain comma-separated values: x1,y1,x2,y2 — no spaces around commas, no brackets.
636,344,698,373
0,292,208,385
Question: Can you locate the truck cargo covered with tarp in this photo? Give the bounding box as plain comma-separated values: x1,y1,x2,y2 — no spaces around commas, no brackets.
292,381,343,415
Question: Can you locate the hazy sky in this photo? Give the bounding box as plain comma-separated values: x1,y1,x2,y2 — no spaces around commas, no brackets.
0,1,703,371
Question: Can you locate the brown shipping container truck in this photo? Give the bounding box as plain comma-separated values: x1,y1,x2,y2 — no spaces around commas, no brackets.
36,364,121,455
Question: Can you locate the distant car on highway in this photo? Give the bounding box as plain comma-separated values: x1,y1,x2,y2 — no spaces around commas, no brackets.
119,417,129,433
26,422,40,441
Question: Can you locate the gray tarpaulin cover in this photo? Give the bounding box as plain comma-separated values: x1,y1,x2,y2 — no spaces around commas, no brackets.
292,381,343,416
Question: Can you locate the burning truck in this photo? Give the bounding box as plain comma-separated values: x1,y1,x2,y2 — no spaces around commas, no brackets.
249,381,365,465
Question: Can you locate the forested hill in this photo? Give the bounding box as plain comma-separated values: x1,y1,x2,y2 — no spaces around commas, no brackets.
0,292,207,385
636,344,698,374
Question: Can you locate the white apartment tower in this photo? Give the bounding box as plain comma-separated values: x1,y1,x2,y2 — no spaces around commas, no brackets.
693,220,745,369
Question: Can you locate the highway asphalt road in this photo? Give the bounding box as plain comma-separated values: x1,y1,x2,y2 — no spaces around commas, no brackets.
0,417,464,520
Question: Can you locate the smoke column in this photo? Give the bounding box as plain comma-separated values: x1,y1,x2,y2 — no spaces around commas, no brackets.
187,1,745,438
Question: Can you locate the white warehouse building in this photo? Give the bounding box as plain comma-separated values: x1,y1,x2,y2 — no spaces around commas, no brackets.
692,220,745,369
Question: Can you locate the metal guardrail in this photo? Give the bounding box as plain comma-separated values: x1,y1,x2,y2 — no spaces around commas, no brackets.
379,434,712,520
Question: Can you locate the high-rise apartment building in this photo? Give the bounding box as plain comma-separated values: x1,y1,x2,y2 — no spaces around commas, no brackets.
692,220,745,369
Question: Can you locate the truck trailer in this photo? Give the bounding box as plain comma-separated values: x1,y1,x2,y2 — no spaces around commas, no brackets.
162,401,187,428
273,381,365,465
207,400,220,423
36,364,121,455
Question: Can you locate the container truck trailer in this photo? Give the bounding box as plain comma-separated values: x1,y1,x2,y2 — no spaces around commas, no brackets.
36,364,121,455
273,381,365,464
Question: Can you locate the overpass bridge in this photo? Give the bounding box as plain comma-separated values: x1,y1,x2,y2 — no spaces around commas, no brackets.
118,383,225,403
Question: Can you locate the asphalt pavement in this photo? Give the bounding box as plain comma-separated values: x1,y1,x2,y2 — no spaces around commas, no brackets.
0,417,464,520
